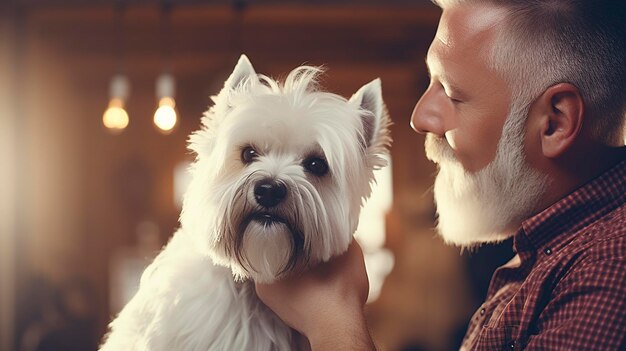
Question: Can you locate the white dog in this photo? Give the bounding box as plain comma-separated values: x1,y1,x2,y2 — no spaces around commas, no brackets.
100,55,391,351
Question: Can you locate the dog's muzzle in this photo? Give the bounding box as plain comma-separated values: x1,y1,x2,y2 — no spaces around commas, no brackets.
254,179,287,208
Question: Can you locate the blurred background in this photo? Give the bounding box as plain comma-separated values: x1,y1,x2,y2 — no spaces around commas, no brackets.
0,1,515,350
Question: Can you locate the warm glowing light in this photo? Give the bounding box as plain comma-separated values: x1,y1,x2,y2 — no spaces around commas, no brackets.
154,97,177,133
103,75,130,134
102,98,129,133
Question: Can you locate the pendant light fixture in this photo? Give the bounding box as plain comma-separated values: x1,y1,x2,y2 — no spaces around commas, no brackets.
103,2,130,134
153,1,177,134
103,74,130,133
154,73,177,134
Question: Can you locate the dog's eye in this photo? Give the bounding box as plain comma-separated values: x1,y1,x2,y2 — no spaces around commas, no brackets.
241,146,258,164
303,157,328,176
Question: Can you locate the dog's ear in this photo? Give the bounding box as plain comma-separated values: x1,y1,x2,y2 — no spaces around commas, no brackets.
225,54,257,91
349,78,391,152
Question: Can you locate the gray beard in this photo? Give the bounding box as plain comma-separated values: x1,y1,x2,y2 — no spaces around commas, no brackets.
427,103,549,248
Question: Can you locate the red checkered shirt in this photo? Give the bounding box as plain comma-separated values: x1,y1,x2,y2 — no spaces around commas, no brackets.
460,157,626,351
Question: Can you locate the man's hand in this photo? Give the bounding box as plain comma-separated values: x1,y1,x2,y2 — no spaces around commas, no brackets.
255,240,375,351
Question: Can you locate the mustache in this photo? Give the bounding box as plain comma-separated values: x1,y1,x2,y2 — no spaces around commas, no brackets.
424,133,457,164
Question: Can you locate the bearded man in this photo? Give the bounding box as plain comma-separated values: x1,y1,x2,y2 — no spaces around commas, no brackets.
256,1,626,350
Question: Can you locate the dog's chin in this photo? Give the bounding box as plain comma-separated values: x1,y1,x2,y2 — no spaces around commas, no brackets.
239,218,294,283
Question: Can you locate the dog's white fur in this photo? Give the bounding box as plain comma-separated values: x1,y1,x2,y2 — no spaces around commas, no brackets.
100,55,390,351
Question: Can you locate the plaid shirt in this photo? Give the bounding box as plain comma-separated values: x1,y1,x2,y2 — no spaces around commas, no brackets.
461,157,626,351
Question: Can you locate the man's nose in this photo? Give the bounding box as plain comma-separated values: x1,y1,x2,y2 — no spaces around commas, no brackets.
410,84,447,136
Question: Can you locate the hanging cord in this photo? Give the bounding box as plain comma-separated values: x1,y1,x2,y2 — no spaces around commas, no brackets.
159,1,173,76
231,0,248,57
114,0,127,77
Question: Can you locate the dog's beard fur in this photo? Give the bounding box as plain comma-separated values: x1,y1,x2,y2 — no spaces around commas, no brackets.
426,101,549,248
216,171,316,280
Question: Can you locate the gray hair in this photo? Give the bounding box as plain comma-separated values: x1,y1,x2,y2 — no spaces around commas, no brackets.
432,0,626,143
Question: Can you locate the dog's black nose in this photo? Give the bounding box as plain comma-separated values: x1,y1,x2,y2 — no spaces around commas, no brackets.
254,180,287,208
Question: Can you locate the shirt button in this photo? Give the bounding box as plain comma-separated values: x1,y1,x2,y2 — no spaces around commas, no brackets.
509,341,516,350
479,308,486,316
544,248,552,255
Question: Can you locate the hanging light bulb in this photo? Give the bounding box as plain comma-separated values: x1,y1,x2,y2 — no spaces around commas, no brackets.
103,98,129,131
154,96,177,132
154,73,177,134
103,74,130,134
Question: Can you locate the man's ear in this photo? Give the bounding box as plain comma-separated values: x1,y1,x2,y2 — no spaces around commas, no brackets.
534,83,584,158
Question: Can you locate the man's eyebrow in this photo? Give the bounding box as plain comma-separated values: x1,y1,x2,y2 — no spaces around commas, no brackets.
446,82,467,99
435,35,451,48
424,55,469,99
424,54,440,79
424,56,431,77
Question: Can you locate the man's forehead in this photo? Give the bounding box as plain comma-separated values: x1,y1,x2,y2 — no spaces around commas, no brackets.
435,3,508,47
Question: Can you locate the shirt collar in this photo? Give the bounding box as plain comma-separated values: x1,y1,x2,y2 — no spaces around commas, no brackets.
514,155,626,256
